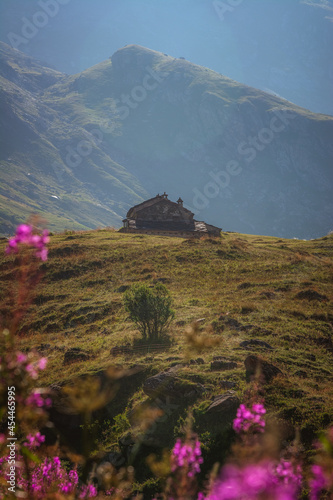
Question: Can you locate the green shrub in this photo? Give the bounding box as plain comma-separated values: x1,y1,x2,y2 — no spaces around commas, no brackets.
112,413,131,436
123,283,174,342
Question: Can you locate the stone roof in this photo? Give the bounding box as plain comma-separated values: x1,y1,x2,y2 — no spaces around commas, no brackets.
126,193,193,218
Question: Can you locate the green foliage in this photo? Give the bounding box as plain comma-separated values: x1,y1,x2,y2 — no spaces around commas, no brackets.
124,283,174,342
112,413,131,436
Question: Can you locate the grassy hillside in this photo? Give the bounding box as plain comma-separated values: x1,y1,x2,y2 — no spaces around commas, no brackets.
1,230,332,477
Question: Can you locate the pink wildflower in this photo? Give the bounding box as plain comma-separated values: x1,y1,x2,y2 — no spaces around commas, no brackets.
79,484,98,498
24,432,45,449
208,462,298,500
309,465,327,500
171,438,203,477
26,363,38,379
37,357,48,370
26,357,48,379
26,390,51,408
275,460,302,489
16,352,27,363
6,224,49,261
233,403,266,434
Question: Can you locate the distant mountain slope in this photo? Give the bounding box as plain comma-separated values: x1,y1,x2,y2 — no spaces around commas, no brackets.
0,42,332,238
1,0,332,115
0,43,148,235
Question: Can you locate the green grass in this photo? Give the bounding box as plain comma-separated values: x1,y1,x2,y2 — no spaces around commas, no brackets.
1,230,332,439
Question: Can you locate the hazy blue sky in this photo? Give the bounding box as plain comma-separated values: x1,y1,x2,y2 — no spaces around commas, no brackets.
0,0,332,114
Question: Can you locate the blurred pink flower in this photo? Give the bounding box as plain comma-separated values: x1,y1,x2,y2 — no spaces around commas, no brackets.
171,438,203,477
233,403,266,434
208,462,298,500
6,224,49,261
37,357,47,370
309,465,327,500
26,390,51,408
16,352,27,363
275,460,302,488
26,363,38,379
79,484,98,498
24,432,45,449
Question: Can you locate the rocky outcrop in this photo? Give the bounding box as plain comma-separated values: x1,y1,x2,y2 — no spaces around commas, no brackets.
63,347,89,364
206,391,240,416
143,371,205,402
244,355,283,382
197,391,240,432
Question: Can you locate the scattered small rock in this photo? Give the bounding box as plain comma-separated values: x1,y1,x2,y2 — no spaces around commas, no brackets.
189,358,205,365
64,348,89,364
206,391,240,416
210,360,237,371
296,289,328,301
156,277,168,283
117,285,129,293
241,306,255,314
143,371,205,402
224,318,243,330
244,355,283,382
239,340,273,350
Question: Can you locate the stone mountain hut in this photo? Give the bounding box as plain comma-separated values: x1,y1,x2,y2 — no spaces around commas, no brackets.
119,193,221,237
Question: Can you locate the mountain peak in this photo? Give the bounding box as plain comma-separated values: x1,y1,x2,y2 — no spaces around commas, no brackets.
0,44,332,238
110,44,168,72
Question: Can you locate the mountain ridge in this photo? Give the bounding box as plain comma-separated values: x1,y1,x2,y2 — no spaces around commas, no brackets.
0,42,332,238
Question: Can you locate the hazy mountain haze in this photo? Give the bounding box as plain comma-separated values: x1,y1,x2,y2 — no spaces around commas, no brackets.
0,0,332,115
0,41,332,238
0,1,332,239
